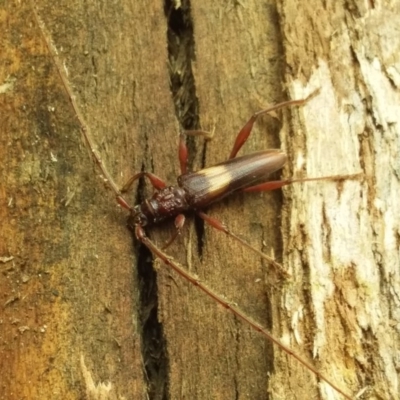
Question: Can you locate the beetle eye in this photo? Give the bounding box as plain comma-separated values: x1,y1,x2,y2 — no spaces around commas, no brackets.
129,206,148,227
134,213,147,227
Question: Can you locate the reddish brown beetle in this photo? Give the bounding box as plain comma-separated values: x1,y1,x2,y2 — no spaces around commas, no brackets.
32,6,358,399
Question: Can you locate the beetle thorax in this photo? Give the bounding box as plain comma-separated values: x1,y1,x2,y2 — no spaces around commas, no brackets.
131,186,190,226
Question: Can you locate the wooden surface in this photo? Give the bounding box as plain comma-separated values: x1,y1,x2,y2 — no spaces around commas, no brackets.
1,1,400,399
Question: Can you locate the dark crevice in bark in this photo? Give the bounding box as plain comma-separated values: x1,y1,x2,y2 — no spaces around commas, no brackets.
164,0,205,257
164,0,199,130
136,243,168,400
136,2,203,398
135,166,168,400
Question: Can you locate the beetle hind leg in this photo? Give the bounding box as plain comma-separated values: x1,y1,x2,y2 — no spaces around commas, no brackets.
197,211,290,278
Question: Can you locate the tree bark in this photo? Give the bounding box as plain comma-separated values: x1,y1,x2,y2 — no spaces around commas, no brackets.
1,1,399,399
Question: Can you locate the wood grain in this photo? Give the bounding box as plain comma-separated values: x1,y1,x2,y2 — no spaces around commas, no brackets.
1,1,399,399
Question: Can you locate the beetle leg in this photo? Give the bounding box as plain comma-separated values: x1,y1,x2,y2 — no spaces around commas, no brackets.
243,174,362,193
179,130,214,174
162,214,186,249
197,211,290,278
243,179,292,192
121,172,166,193
178,134,189,174
229,93,320,159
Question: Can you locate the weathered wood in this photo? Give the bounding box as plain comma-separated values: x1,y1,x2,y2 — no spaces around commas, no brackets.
1,1,173,399
2,1,399,399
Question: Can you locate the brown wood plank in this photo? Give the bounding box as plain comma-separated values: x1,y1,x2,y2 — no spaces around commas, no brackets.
2,1,399,399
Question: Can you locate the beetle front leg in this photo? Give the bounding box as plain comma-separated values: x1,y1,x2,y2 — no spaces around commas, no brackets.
162,214,186,249
120,172,166,193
